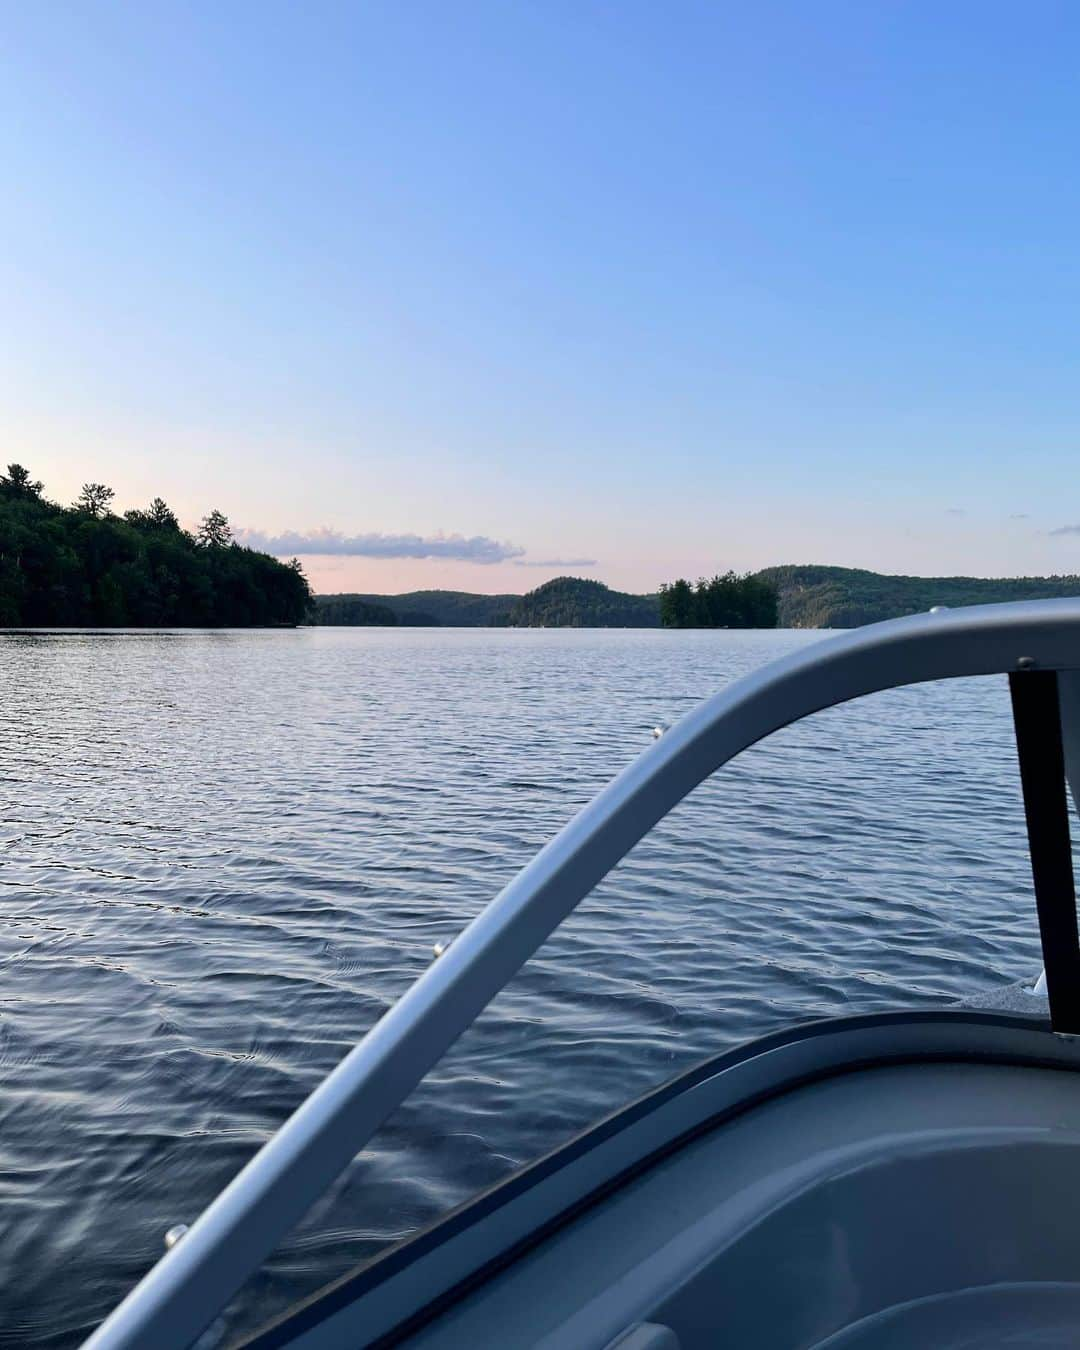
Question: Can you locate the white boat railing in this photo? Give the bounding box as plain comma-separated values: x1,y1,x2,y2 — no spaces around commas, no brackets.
83,599,1080,1350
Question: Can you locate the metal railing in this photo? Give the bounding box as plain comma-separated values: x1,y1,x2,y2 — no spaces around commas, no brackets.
83,598,1080,1349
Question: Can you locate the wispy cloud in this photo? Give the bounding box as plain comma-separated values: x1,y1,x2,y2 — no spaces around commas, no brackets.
513,557,598,568
235,527,525,563
1009,513,1030,520
945,507,966,517
1049,524,1080,537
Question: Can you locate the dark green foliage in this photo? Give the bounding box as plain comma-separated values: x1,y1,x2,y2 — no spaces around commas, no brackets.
125,497,181,532
757,564,1080,628
316,597,399,626
501,577,659,627
659,572,779,628
315,590,514,626
1,464,43,499
75,482,115,517
315,597,443,626
659,577,695,626
0,465,312,627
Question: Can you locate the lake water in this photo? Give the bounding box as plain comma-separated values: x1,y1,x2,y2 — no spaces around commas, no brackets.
0,627,1043,1346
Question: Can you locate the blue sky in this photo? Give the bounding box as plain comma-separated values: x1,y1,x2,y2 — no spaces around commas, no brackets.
4,1,1080,593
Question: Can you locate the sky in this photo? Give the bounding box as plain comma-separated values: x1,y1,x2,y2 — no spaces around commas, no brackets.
4,1,1080,595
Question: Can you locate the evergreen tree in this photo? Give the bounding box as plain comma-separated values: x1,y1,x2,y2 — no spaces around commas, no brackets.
76,483,115,517
148,497,179,529
124,497,181,532
659,578,695,626
0,464,43,500
197,509,232,548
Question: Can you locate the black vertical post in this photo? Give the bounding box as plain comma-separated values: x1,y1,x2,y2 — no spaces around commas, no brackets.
1009,669,1080,1033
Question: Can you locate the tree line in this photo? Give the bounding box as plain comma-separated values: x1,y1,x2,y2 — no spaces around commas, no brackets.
757,563,1080,628
315,596,442,625
0,464,312,626
659,572,778,628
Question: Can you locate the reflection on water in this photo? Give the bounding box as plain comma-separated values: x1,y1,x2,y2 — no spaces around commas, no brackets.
0,627,1039,1344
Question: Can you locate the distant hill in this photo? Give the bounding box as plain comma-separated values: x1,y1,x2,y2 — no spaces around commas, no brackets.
315,589,516,626
314,578,658,627
759,564,1080,628
501,576,660,627
316,596,399,626
316,566,1080,630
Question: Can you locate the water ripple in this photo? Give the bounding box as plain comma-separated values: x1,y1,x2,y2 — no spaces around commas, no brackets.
0,627,1044,1344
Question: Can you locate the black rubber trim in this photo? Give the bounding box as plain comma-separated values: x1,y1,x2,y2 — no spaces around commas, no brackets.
1009,670,1080,1033
238,1007,1067,1348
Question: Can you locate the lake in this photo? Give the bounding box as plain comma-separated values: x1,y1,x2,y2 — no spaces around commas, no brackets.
0,627,1042,1346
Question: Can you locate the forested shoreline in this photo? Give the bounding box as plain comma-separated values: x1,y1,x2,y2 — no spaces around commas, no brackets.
315,575,777,628
316,566,1080,629
9,464,1080,632
0,464,312,626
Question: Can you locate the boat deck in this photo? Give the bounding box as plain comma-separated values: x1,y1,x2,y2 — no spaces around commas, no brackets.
399,1060,1080,1349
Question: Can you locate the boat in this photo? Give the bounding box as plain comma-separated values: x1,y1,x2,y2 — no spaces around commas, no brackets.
84,599,1080,1349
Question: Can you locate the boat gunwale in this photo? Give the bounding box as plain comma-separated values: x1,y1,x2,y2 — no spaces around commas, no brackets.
240,1006,1074,1349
